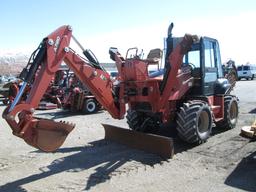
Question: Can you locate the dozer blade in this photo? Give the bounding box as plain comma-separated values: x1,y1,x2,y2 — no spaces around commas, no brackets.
24,119,75,152
102,124,174,159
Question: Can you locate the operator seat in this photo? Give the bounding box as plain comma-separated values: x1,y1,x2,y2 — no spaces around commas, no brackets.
146,48,164,78
146,48,162,65
149,68,165,78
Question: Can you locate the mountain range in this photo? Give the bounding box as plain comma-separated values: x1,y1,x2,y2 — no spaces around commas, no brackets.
0,53,28,75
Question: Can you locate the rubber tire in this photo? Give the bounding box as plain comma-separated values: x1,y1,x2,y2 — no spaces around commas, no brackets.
126,109,158,133
2,99,8,105
176,101,213,144
83,99,98,114
216,95,238,129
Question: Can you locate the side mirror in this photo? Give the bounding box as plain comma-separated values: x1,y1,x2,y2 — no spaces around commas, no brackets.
109,47,118,61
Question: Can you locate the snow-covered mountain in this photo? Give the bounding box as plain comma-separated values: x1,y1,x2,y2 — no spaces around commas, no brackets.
0,53,28,75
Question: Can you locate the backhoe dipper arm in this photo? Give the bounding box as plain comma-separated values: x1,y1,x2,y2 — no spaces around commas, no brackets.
2,25,122,151
63,50,123,119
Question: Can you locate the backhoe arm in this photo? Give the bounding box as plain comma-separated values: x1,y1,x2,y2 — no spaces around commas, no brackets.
2,25,122,151
63,50,123,119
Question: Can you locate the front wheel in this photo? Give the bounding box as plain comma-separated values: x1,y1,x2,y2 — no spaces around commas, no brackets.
126,109,159,133
176,101,213,144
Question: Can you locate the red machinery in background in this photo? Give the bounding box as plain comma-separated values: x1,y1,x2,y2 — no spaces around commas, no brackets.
39,69,102,113
2,23,238,158
4,68,102,113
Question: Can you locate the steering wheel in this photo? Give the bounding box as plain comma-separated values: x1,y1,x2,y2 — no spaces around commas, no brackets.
188,62,196,70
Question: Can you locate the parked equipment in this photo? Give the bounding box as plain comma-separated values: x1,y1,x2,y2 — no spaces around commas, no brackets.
222,59,238,89
0,80,30,105
37,69,101,113
61,72,102,114
0,82,16,104
2,23,238,158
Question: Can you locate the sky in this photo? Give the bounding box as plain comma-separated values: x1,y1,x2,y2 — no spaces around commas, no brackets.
0,0,256,64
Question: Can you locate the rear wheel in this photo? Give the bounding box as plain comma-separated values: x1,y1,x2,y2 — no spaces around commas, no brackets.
176,101,213,144
83,98,98,114
216,95,238,129
126,109,159,133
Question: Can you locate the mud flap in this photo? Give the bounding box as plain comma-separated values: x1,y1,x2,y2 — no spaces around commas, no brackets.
102,124,174,159
24,119,75,152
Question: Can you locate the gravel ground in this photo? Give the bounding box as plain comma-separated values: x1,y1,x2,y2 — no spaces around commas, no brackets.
0,80,256,192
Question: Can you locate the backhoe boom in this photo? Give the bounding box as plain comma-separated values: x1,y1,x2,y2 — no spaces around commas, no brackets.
3,25,123,151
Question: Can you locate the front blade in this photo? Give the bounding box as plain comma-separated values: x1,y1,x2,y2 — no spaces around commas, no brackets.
102,124,174,159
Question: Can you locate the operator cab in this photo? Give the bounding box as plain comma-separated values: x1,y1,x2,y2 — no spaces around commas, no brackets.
182,37,230,96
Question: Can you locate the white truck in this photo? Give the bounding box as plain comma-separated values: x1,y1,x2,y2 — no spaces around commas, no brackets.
237,65,256,80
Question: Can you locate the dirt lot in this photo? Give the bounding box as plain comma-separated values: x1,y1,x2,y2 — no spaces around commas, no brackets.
0,80,256,192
